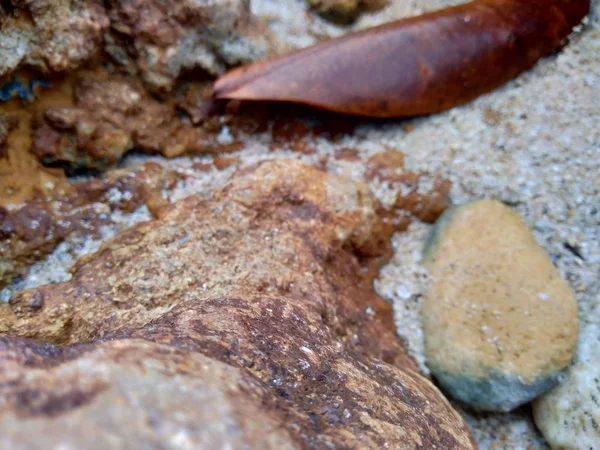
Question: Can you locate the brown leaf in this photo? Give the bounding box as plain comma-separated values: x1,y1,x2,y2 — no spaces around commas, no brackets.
214,0,589,118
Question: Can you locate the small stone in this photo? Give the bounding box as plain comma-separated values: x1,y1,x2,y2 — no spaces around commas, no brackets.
422,199,579,412
533,317,600,449
307,0,387,24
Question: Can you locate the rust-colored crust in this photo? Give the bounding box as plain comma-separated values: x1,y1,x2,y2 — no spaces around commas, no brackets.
0,160,476,448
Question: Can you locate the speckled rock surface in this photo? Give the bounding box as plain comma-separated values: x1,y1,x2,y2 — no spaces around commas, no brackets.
0,162,181,291
421,200,579,411
533,289,600,450
0,160,476,449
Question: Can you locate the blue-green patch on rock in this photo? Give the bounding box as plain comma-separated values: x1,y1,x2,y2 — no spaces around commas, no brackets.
421,199,579,412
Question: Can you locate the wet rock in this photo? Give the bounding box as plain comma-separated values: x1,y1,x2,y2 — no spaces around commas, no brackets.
308,0,388,24
31,76,247,170
533,309,600,449
0,160,476,448
422,199,579,412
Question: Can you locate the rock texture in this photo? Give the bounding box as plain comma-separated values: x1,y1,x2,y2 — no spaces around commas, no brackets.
533,291,600,449
1,0,277,91
0,160,476,449
0,0,109,76
0,112,18,157
30,76,238,170
0,161,182,290
422,200,579,412
104,0,277,91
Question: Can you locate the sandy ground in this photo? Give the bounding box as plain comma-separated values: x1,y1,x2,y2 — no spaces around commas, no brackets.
2,0,599,448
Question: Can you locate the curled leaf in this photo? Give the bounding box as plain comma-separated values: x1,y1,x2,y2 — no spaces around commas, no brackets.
214,0,590,118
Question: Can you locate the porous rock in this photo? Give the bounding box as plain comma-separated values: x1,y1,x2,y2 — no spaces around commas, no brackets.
105,0,278,91
422,199,579,412
0,0,109,76
31,76,245,170
1,0,278,92
0,160,476,449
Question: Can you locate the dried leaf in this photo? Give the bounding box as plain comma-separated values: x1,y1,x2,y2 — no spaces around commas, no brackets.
214,0,590,118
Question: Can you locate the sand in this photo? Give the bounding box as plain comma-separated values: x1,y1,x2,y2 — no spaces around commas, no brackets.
2,0,599,448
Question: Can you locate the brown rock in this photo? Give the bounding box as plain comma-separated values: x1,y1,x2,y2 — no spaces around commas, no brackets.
0,0,279,91
31,76,245,170
0,112,18,157
335,147,361,161
0,160,475,448
366,150,451,223
212,156,241,171
0,162,182,289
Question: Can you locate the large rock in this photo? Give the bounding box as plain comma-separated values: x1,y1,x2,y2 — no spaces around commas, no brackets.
422,199,579,411
0,160,476,448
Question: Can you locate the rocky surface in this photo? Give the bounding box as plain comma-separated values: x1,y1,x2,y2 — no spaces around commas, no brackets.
0,0,598,447
421,200,579,411
0,161,182,290
30,75,240,170
104,0,279,91
533,285,600,449
0,113,18,158
1,0,278,91
0,0,109,77
0,160,476,449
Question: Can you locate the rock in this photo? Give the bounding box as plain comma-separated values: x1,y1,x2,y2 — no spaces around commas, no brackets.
1,0,278,92
365,150,452,224
0,112,18,157
0,162,182,289
0,339,298,449
0,160,476,449
533,305,600,449
31,75,253,170
308,0,388,24
421,199,579,412
105,0,278,91
0,0,109,77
